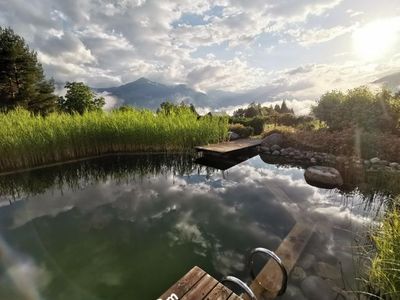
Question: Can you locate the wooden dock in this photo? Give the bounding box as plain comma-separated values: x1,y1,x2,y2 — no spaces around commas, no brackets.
157,266,241,300
158,222,314,300
195,139,262,155
246,222,314,300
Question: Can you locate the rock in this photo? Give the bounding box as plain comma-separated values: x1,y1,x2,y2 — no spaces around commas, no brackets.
315,262,341,280
377,160,389,166
281,285,307,300
291,266,306,282
271,144,282,151
301,276,336,300
310,157,317,164
363,160,371,166
304,166,343,189
390,162,400,169
336,156,347,163
260,146,270,153
262,133,283,146
298,254,316,270
370,157,380,164
228,131,240,141
280,148,289,156
272,150,280,156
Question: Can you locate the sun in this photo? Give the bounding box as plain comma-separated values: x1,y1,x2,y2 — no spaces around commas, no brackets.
352,19,398,61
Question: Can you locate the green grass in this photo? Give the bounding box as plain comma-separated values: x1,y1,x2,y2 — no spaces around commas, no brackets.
0,108,228,172
369,198,400,298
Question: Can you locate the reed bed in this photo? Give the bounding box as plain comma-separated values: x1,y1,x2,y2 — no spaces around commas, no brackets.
0,108,228,172
369,198,400,298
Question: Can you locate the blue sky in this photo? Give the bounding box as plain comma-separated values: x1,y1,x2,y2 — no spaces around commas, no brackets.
0,0,399,112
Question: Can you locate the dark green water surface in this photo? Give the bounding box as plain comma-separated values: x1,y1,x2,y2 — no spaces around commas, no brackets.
0,154,389,299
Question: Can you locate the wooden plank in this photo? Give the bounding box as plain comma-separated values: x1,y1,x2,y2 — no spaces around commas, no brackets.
227,293,242,300
181,274,219,300
195,139,261,154
205,282,233,300
246,222,314,300
157,266,206,300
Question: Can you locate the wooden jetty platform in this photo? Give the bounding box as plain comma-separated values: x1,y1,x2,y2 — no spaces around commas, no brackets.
158,222,314,300
195,139,262,155
246,222,314,300
157,266,241,300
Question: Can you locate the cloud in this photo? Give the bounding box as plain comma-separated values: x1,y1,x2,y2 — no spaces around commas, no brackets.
286,25,355,46
0,0,399,110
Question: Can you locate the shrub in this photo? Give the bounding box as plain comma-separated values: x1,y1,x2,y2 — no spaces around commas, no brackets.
261,127,400,162
248,117,266,135
229,123,254,138
313,87,399,132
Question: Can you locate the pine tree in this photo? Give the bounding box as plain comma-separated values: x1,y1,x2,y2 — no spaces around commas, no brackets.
0,27,57,113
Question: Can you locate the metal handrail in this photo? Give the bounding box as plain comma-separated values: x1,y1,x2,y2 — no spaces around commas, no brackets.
221,276,257,300
248,247,288,296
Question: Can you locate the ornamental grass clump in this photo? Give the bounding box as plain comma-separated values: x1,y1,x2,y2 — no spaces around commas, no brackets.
0,108,228,172
369,199,400,299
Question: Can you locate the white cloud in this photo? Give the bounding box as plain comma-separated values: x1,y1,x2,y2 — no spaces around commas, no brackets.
0,0,399,108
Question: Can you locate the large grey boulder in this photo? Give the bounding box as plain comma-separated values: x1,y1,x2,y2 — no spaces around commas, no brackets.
304,166,343,189
228,131,240,141
262,133,283,146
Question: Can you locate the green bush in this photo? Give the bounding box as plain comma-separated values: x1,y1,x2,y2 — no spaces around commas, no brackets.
248,117,266,135
229,123,254,138
313,87,400,132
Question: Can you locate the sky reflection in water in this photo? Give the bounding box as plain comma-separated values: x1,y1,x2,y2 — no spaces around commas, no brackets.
0,154,384,300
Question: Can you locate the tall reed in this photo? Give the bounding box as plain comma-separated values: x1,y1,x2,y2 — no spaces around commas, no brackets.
369,198,400,298
0,108,228,172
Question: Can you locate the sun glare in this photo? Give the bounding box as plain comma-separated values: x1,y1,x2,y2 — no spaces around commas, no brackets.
352,19,398,60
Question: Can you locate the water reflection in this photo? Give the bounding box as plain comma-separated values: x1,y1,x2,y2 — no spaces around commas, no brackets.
0,154,390,299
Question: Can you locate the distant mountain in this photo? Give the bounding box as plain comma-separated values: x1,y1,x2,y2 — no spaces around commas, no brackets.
373,72,400,91
96,77,212,109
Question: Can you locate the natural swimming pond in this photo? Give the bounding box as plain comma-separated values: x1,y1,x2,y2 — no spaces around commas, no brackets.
0,154,390,300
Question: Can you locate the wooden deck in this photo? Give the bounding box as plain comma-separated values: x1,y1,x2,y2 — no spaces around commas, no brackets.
195,139,262,155
157,266,240,300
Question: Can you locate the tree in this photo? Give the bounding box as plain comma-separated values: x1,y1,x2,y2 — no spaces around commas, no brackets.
312,90,345,130
0,27,57,113
58,82,105,114
313,87,399,132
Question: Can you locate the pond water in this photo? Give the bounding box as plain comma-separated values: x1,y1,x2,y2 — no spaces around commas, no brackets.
0,154,389,300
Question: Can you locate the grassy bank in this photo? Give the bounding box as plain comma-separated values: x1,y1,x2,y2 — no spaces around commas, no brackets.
0,108,228,172
369,198,400,298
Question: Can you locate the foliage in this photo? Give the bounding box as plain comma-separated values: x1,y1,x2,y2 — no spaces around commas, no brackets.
233,102,274,118
0,108,228,172
313,87,400,132
273,100,294,114
247,116,266,135
0,27,57,114
58,82,105,114
261,125,297,138
277,113,298,126
369,198,400,298
157,101,198,116
229,123,253,138
265,127,400,162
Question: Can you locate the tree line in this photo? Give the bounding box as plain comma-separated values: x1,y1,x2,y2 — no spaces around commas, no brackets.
1,25,399,135
0,27,104,115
